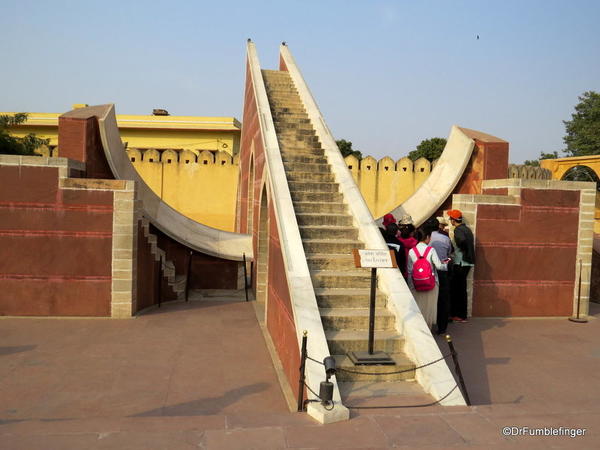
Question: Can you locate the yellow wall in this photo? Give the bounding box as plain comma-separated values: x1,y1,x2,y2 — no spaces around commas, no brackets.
345,154,431,219
128,148,239,231
541,155,600,234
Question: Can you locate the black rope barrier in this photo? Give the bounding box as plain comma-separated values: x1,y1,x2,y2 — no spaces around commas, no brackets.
306,355,324,365
298,332,468,412
306,353,452,376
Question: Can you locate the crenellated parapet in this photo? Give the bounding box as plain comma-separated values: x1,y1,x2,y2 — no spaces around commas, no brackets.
125,147,240,231
344,154,432,218
125,148,239,167
507,164,551,180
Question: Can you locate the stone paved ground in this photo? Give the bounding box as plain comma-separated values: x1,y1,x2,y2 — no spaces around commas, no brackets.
1,300,599,449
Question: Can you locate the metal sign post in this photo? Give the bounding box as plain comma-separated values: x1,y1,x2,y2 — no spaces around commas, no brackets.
348,249,397,365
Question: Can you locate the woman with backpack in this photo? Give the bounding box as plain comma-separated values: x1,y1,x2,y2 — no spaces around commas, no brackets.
398,215,417,279
407,225,449,330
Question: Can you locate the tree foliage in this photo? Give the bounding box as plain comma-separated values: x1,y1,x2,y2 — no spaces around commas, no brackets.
408,137,447,161
336,139,363,160
563,91,600,157
523,151,559,166
0,113,49,155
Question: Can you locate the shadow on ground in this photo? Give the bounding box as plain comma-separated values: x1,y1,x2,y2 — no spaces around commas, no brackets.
132,382,270,417
0,345,36,356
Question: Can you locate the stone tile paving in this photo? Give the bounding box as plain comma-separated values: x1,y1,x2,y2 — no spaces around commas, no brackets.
1,300,599,448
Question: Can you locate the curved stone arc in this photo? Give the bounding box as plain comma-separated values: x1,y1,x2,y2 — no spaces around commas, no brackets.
246,43,347,418
69,104,252,261
280,44,466,406
377,126,475,226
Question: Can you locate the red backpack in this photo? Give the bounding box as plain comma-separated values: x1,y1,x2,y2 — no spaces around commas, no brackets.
411,246,436,291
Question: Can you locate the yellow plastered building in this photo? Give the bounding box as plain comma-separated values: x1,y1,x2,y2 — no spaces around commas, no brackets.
3,107,241,156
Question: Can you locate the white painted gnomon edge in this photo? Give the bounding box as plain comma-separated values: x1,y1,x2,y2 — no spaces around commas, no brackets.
246,42,348,421
281,44,465,406
377,126,475,227
73,104,253,261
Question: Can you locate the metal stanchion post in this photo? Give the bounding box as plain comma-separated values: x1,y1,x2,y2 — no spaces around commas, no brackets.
445,334,470,405
297,331,308,412
368,267,376,354
185,250,193,302
348,250,394,365
157,259,162,308
243,253,249,302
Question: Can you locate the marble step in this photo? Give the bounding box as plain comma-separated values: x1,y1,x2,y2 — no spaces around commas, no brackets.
281,153,327,164
284,162,331,173
333,354,416,382
320,307,395,331
286,171,334,183
326,329,404,354
337,381,433,405
314,287,386,308
311,270,372,288
299,225,358,240
296,213,352,226
288,181,339,193
293,201,346,214
303,239,363,254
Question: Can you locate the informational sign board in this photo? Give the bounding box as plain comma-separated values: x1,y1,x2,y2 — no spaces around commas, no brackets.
352,249,398,268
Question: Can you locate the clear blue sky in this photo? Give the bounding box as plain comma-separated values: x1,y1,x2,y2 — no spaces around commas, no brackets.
2,0,599,163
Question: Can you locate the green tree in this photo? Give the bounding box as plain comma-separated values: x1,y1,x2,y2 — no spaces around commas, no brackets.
0,113,49,155
563,91,600,157
336,139,363,160
408,137,447,161
523,151,559,166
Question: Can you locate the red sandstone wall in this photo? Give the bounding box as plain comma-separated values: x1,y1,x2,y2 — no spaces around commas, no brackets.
267,204,301,398
473,188,580,316
59,115,113,179
240,58,300,395
441,139,509,213
279,54,289,72
240,62,267,274
189,253,238,290
0,165,113,316
456,141,508,195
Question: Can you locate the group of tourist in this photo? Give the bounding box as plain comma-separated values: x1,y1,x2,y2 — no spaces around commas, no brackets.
379,210,475,334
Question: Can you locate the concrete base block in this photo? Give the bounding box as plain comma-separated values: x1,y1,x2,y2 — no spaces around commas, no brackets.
307,402,350,424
